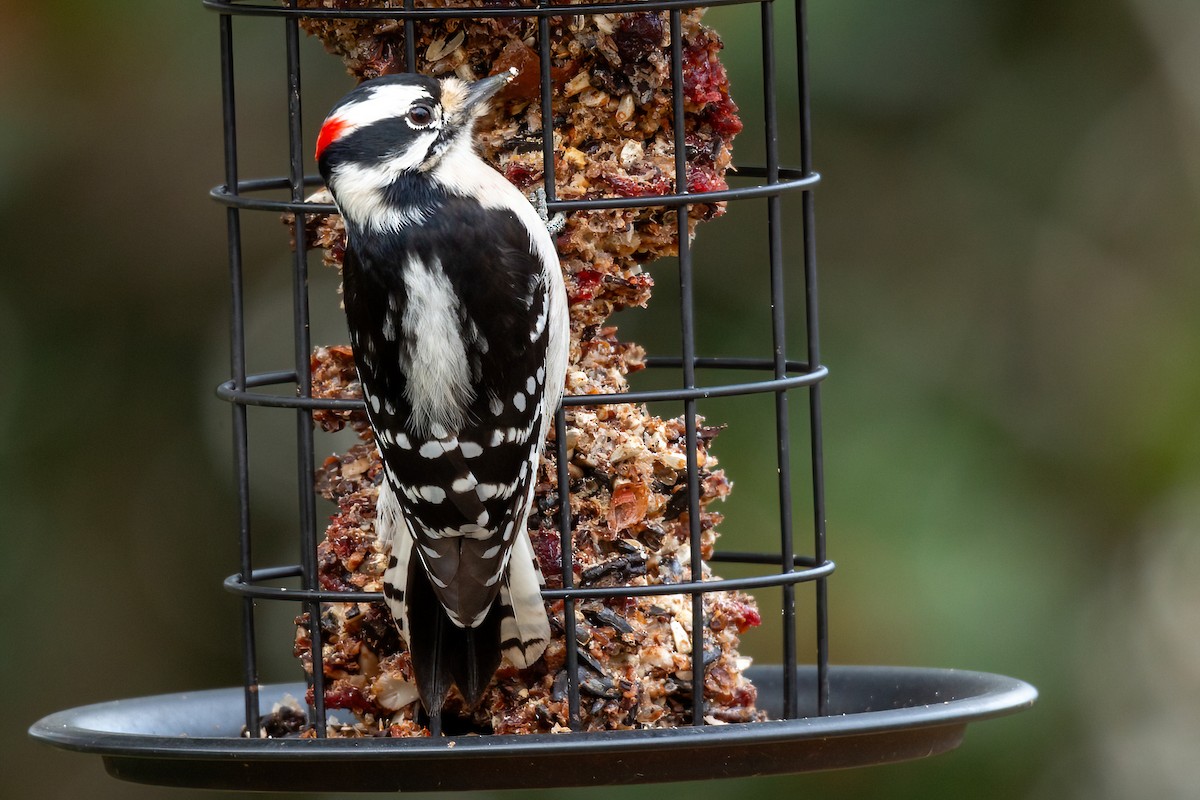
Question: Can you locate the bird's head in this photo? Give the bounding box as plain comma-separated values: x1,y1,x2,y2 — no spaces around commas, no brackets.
315,70,516,226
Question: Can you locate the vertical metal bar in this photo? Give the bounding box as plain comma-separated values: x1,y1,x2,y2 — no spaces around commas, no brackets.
541,6,578,731
555,407,580,730
285,3,326,736
668,8,706,728
220,11,260,738
761,0,799,721
537,7,558,205
403,0,416,73
795,0,829,716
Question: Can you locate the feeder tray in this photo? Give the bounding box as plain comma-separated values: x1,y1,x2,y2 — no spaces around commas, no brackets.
29,0,1036,791
29,665,1036,792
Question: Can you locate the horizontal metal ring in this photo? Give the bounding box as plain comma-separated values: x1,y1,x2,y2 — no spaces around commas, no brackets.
224,557,836,603
216,358,827,410
209,168,820,215
206,0,781,21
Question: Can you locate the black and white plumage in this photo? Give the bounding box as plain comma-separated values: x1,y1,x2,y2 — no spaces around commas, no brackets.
315,70,567,715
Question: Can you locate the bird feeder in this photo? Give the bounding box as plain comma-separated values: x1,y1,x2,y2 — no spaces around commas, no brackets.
29,0,1035,791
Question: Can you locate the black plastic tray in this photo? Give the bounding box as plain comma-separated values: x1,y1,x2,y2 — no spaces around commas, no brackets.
29,665,1035,792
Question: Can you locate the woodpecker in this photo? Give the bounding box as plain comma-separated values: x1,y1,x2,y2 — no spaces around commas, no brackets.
315,70,567,717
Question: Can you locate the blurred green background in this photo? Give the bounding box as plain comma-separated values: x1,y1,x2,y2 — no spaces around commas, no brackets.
4,0,1199,798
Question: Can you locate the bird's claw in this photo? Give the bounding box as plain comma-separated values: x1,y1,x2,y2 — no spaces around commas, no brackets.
529,186,567,237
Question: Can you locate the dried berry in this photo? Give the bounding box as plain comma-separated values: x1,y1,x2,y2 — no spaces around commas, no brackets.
614,12,664,66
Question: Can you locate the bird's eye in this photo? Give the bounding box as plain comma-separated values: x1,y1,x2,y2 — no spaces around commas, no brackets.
407,104,434,127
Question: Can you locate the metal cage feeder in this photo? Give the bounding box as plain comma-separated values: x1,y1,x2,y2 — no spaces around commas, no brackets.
30,0,1035,791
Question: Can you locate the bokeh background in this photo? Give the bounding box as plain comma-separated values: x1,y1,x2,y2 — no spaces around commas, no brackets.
4,1,1199,798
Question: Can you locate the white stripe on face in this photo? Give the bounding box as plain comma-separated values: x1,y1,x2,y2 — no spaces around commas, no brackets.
330,83,440,138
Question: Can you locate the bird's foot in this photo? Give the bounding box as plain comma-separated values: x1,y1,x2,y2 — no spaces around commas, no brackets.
529,186,566,237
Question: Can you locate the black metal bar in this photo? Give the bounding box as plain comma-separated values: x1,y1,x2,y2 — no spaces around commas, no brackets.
554,407,581,730
537,4,557,205
215,362,829,411
219,11,260,739
760,0,799,722
403,0,416,72
204,0,769,20
540,4,578,732
209,169,822,214
667,7,706,728
228,551,822,583
284,3,326,737
224,559,837,603
222,356,821,386
796,0,830,717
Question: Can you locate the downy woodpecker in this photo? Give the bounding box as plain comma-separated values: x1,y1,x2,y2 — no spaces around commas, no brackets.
315,70,567,716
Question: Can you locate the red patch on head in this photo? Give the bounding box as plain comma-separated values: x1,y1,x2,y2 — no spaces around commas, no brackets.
315,116,350,161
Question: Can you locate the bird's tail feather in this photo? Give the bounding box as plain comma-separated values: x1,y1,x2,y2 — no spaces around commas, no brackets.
499,529,552,668
406,555,502,714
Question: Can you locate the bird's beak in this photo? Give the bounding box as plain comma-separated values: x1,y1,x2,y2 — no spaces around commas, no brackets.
462,68,517,116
